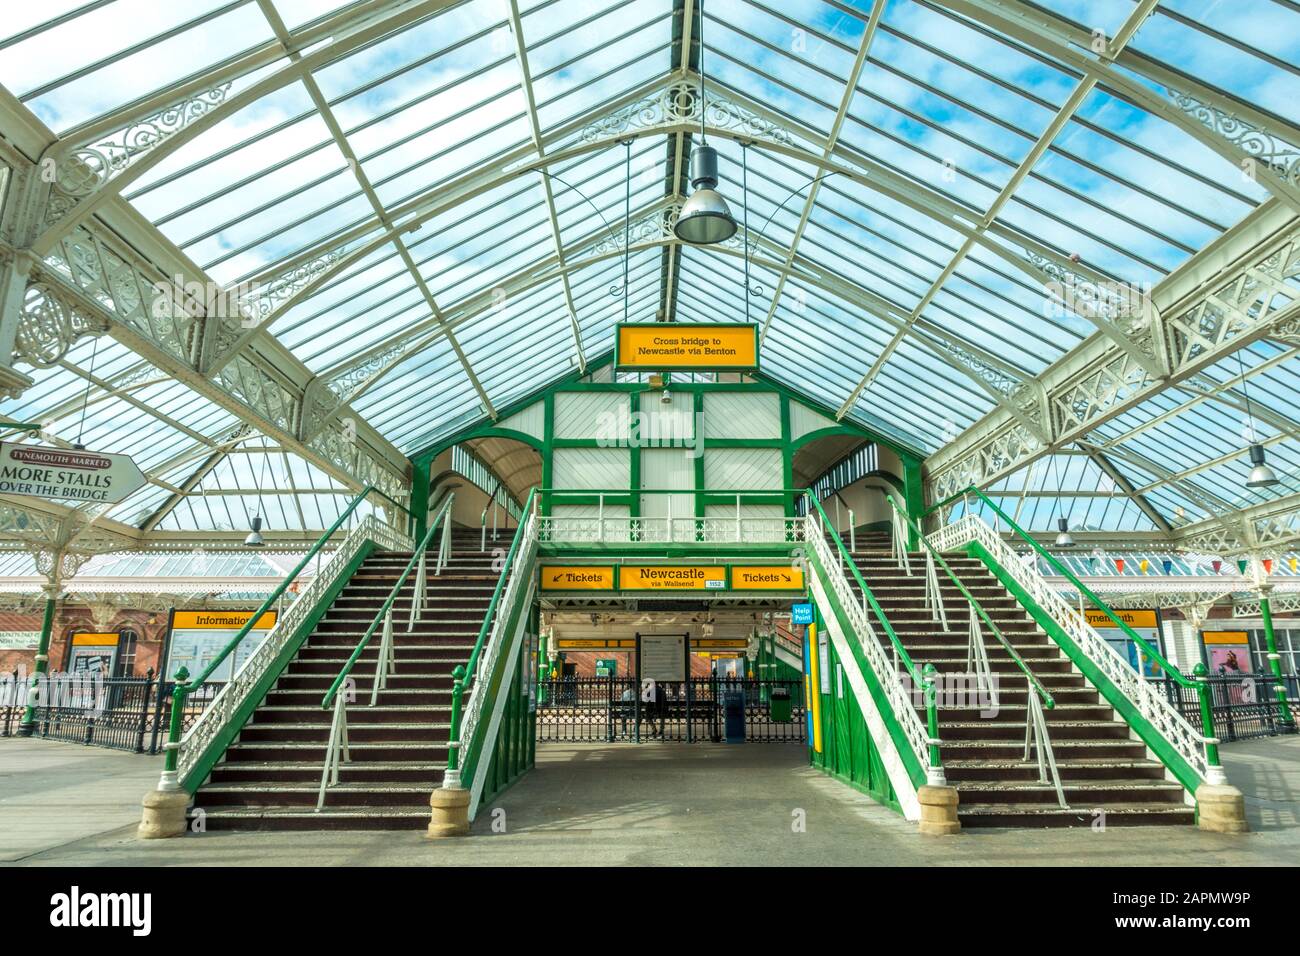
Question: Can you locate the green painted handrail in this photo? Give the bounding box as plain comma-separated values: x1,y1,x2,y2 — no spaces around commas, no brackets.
928,485,1223,774
927,486,1193,688
160,484,386,779
319,492,456,710
887,494,1054,710
448,487,539,774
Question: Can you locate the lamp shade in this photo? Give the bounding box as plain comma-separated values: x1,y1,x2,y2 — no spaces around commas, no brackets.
1246,443,1279,488
674,145,737,245
244,514,266,548
1053,517,1075,548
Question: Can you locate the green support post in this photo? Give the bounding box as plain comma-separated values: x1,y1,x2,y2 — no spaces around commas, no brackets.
16,591,56,737
922,662,943,785
902,456,925,551
1258,592,1296,728
158,666,190,789
447,665,467,785
1193,662,1225,778
410,455,431,542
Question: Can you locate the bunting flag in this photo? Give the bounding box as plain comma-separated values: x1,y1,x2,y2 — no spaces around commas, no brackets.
1263,559,1275,575
1291,556,1297,574
1139,558,1149,574
1162,559,1173,574
1237,559,1249,575
1114,558,1125,573
1089,557,1100,573
1212,559,1222,573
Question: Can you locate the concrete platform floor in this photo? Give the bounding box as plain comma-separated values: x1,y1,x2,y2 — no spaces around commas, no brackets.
2,735,1298,866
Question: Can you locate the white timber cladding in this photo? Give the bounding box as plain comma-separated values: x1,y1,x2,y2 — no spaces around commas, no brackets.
640,448,695,519
704,448,783,490
704,504,784,519
788,399,839,443
638,401,695,445
552,447,629,492
554,391,629,440
497,401,546,442
703,392,781,439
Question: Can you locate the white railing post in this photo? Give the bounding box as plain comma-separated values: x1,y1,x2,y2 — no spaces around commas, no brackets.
849,510,855,553
891,507,911,574
666,494,673,543
1024,684,1067,809
966,604,997,707
371,607,396,706
735,493,742,543
438,502,452,574
409,551,426,630
924,549,949,632
317,693,350,811
597,493,605,543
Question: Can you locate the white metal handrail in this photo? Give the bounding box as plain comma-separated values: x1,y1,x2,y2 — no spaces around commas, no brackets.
804,512,932,779
177,514,412,785
923,548,950,633
537,515,807,545
965,604,997,708
369,609,395,707
1024,679,1067,809
928,513,1213,782
890,504,912,575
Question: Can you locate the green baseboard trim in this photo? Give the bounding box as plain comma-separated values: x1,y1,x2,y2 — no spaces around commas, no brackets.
812,763,904,817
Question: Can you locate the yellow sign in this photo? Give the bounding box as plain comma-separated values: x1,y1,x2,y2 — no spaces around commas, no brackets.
732,565,804,590
693,639,748,649
540,566,615,590
615,323,758,370
1085,608,1158,629
556,639,636,649
621,565,727,590
171,610,277,630
1203,631,1249,645
71,632,119,647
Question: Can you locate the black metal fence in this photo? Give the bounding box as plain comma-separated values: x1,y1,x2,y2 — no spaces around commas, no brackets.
1158,674,1299,744
536,678,806,744
0,669,222,754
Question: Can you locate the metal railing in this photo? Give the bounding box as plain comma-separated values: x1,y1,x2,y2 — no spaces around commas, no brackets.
166,486,413,793
538,489,806,545
888,494,1065,808
316,493,455,809
1160,673,1299,744
926,486,1225,790
1,669,221,754
536,678,806,743
803,491,945,788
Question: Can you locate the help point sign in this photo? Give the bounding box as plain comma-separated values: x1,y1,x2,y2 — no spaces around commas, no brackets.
0,442,146,504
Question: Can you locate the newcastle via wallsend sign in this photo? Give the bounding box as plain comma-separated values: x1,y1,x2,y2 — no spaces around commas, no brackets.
0,443,146,504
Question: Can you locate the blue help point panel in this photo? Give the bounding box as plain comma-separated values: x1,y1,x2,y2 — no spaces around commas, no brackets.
791,603,814,626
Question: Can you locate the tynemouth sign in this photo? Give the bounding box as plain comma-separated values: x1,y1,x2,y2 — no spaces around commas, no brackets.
614,322,759,371
540,564,804,592
0,443,146,504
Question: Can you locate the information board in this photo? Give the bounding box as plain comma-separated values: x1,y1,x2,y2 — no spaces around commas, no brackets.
615,323,759,371
639,634,686,681
165,609,278,682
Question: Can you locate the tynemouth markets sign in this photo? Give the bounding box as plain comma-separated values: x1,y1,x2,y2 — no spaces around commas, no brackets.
615,322,759,371
0,443,146,504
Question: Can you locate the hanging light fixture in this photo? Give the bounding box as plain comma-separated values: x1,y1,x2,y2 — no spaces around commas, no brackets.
1051,454,1075,548
1236,348,1279,489
244,439,271,548
673,0,737,246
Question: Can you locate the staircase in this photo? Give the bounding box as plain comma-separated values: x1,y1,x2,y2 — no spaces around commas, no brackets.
839,530,1193,828
195,529,496,830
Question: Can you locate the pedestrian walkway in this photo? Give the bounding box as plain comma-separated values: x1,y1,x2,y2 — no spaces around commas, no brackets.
0,738,160,863
2,737,1298,866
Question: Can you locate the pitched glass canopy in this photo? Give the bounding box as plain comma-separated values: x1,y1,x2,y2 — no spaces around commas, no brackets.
0,0,1296,538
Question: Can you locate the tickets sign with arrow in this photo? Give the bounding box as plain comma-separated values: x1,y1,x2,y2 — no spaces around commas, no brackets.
0,443,147,504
